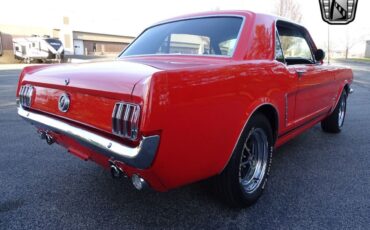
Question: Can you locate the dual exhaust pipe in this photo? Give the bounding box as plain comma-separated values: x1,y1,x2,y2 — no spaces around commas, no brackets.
38,130,55,145
109,160,149,190
37,130,148,190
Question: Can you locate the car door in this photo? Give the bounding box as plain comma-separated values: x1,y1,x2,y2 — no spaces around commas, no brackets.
276,21,335,126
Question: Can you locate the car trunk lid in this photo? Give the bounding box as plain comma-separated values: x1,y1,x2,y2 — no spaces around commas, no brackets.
20,61,160,135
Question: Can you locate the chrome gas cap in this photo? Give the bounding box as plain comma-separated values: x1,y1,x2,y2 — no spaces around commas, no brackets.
58,93,70,112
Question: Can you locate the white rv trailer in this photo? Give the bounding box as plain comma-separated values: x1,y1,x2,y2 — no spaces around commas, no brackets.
12,36,64,63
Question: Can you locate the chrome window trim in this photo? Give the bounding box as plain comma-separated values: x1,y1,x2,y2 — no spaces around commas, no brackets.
118,14,246,59
18,106,159,169
274,26,286,64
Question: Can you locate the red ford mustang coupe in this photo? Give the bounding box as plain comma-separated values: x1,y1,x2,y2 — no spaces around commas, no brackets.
17,11,353,207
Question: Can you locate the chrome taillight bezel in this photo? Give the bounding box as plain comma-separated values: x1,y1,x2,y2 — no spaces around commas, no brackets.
112,102,141,140
19,84,34,108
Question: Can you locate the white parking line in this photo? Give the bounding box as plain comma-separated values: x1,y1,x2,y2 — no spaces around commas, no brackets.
354,79,370,85
351,67,370,72
0,74,17,77
0,102,16,107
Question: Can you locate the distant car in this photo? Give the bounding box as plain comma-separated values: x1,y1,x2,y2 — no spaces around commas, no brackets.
17,11,353,207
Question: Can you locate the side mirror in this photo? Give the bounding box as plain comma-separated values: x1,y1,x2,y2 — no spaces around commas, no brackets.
314,49,325,62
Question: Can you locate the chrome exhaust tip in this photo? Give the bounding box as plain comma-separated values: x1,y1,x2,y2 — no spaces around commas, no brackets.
108,160,148,190
131,174,148,190
45,134,55,145
109,160,126,179
39,130,47,140
38,130,55,145
110,164,123,179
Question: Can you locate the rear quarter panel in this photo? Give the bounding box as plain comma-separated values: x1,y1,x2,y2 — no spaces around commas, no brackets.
139,61,296,189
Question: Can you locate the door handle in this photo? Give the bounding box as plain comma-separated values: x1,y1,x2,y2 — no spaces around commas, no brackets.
296,70,306,78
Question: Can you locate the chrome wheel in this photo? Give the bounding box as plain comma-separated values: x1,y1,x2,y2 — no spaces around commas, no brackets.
239,128,269,194
338,97,346,127
216,114,273,207
321,91,348,133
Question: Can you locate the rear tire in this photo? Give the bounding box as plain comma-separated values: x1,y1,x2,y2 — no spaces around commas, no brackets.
215,113,273,208
321,90,347,133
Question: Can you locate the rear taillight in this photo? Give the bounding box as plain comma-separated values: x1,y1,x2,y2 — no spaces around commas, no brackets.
19,85,34,108
112,102,141,140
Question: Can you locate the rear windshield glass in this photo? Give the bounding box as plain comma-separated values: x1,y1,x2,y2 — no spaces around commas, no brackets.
120,17,243,57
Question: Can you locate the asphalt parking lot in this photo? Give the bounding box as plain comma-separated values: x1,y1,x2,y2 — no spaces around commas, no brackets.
0,61,369,229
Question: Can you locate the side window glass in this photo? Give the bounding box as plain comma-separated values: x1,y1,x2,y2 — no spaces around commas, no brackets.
276,22,314,65
275,32,285,63
219,39,237,56
280,35,313,61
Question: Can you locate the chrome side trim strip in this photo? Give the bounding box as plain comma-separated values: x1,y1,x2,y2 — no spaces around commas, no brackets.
18,106,160,169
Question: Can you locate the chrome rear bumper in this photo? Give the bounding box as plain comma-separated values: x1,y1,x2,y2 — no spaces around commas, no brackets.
18,106,159,169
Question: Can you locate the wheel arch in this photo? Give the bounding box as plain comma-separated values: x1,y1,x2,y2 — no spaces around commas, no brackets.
331,83,350,114
329,80,351,115
344,84,350,95
254,104,279,143
219,103,279,174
